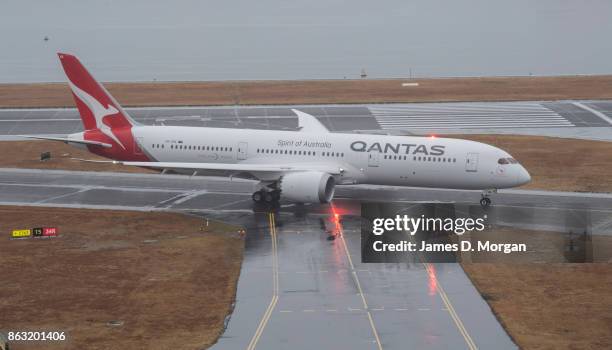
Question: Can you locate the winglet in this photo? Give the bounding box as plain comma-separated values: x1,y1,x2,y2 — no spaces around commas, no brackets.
292,109,329,133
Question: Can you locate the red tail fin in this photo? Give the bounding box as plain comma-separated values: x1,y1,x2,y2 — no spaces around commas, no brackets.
58,53,139,144
58,53,148,161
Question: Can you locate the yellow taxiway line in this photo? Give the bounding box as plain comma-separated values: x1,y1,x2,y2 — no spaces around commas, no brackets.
338,224,384,350
246,213,279,350
424,263,478,350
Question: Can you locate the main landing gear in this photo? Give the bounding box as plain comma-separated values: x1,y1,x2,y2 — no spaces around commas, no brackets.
252,189,280,203
480,188,496,208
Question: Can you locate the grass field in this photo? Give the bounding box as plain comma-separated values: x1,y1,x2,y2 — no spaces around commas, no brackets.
461,226,612,349
463,262,612,349
0,207,244,349
1,75,612,108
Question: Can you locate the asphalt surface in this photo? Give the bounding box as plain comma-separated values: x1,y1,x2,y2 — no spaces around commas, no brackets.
1,100,612,141
3,168,612,349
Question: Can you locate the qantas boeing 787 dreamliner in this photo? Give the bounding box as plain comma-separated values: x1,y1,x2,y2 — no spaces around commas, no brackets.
24,53,531,207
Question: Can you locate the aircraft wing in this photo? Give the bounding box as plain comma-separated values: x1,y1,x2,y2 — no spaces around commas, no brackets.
18,135,112,148
293,109,330,133
115,160,342,176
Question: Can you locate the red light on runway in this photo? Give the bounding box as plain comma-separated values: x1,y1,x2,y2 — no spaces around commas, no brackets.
427,264,438,296
330,204,344,235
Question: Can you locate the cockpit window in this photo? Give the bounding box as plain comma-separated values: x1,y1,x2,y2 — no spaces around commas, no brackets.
498,157,518,165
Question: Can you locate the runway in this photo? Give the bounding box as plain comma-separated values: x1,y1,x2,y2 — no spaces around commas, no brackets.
2,167,612,348
1,100,612,141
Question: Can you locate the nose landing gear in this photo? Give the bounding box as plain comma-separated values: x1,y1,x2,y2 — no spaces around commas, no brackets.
480,188,496,208
480,197,491,208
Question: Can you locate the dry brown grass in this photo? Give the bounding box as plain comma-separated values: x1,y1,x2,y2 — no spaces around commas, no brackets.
463,263,612,349
0,206,244,349
456,135,612,193
0,141,155,173
1,75,612,108
461,228,612,349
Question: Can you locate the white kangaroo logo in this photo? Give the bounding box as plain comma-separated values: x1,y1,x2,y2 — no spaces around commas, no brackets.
68,80,126,149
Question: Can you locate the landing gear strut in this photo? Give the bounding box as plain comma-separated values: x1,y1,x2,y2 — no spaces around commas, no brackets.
480,189,496,208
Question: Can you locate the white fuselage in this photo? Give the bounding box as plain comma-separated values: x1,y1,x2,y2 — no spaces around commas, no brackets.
130,126,530,190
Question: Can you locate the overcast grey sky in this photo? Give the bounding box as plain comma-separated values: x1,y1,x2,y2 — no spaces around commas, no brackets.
1,0,611,82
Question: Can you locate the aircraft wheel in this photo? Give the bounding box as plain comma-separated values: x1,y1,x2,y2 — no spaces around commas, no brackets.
264,192,274,203
480,197,491,208
252,191,263,203
272,190,281,201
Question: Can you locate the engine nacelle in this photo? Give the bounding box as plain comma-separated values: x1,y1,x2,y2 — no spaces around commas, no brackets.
279,171,335,203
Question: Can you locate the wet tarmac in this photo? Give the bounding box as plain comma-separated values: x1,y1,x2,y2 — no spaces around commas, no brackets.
3,168,612,348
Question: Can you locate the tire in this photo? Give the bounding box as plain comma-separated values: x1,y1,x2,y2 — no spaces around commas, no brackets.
480,197,491,207
252,191,263,202
264,192,274,203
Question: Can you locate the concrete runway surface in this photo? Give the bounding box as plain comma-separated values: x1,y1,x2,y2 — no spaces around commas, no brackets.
1,100,612,141
2,167,612,349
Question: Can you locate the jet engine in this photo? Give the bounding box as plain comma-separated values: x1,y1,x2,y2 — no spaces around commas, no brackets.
279,171,335,203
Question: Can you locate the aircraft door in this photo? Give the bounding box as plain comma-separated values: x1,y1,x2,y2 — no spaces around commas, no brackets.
237,142,248,160
465,152,479,172
368,152,380,167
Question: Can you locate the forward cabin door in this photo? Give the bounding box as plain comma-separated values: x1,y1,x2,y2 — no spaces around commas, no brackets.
465,152,479,172
237,142,248,160
368,152,380,167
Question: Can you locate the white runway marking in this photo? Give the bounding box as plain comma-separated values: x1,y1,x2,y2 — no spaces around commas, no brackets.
370,102,574,129
573,102,612,125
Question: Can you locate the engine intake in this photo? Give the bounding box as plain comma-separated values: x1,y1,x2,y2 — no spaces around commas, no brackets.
279,171,335,203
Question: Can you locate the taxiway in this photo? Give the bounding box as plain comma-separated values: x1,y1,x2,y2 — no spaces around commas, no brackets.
2,167,612,348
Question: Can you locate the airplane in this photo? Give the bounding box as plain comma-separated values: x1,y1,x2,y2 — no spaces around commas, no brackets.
23,53,531,207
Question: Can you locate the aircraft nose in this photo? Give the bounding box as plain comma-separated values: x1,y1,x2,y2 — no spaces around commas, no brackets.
516,166,531,186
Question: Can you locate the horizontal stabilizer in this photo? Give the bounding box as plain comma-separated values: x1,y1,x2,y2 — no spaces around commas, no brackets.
18,135,112,148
